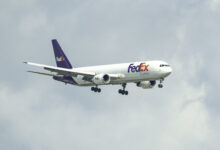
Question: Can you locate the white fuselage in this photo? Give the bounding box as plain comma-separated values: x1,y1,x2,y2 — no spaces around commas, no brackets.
72,60,172,86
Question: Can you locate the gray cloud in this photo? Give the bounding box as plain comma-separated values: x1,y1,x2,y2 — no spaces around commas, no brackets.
0,0,220,149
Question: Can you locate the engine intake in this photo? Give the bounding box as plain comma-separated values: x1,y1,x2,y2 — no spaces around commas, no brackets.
103,74,110,82
92,74,111,84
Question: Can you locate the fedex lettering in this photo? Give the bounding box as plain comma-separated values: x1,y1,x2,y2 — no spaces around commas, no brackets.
128,63,149,73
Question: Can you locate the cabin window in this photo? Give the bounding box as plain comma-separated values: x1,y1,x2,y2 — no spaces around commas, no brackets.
160,64,170,67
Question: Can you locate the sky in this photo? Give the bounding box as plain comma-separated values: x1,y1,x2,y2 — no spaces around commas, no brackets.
0,0,220,149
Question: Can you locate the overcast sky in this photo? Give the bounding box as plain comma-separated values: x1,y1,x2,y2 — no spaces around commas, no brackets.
0,0,220,150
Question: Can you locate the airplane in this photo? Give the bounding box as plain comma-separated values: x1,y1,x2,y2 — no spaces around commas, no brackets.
24,39,172,95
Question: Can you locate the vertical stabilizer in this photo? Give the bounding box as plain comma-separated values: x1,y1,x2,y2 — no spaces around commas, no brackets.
52,39,72,69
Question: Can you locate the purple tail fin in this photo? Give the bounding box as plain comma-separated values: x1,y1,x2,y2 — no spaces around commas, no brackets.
52,39,72,69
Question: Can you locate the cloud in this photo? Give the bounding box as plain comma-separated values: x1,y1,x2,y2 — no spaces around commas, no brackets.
0,80,211,150
209,0,220,11
18,12,47,36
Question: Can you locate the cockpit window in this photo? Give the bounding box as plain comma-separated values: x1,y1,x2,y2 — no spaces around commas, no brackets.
160,64,170,67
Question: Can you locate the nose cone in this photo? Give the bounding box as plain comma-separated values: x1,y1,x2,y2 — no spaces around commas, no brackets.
162,67,172,77
166,67,172,76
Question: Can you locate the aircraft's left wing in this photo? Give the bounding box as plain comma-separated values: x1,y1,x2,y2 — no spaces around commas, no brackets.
24,62,124,81
24,62,95,78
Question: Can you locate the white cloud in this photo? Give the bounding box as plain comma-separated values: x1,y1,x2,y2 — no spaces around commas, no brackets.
19,12,47,36
0,73,214,150
209,0,220,11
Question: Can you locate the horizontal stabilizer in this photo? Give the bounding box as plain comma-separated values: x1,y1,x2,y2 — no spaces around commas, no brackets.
27,70,63,77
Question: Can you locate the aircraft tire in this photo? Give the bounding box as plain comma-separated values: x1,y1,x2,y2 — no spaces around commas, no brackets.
125,91,128,95
158,84,163,88
118,89,122,94
121,90,125,95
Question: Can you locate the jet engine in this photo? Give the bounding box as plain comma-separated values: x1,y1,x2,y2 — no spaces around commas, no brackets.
92,74,110,84
136,81,156,89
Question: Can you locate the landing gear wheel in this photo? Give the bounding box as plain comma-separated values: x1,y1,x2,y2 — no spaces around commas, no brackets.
91,86,101,93
121,90,125,95
118,84,128,95
125,91,128,95
158,78,164,88
158,84,163,88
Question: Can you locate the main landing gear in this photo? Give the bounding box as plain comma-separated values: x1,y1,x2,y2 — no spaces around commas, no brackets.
158,78,164,88
118,83,128,95
91,86,101,93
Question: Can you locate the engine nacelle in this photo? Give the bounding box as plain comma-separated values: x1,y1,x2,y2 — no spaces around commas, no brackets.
137,81,156,89
92,74,110,84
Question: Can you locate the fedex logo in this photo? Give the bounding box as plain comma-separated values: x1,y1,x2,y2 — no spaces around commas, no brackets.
128,62,149,73
56,56,65,62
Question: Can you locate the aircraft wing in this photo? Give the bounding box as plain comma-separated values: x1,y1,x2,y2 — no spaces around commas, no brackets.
24,62,95,77
24,62,124,81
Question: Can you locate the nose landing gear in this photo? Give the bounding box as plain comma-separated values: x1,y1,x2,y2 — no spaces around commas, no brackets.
158,78,164,88
158,84,163,88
